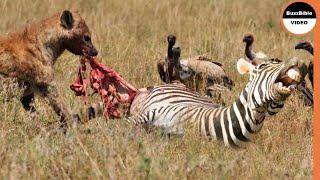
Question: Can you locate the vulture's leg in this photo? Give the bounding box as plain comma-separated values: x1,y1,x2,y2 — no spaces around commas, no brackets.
297,81,313,106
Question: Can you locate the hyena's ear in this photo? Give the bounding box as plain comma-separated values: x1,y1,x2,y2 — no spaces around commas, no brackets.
60,10,74,29
236,58,255,75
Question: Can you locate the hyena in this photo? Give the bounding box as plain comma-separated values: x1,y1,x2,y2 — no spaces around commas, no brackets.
0,10,98,128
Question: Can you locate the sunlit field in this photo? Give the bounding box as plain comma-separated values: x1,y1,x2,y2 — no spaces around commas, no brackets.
0,0,313,179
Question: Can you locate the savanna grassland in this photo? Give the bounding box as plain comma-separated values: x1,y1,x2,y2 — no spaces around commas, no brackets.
0,0,313,179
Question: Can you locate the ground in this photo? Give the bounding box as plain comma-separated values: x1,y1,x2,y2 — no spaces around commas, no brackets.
0,0,313,179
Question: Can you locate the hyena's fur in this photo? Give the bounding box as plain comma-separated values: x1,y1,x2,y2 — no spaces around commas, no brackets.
0,10,98,127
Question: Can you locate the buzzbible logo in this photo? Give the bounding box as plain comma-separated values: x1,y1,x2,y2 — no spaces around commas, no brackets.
282,1,316,35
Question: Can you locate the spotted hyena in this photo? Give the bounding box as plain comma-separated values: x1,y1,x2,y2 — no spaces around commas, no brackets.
0,10,98,128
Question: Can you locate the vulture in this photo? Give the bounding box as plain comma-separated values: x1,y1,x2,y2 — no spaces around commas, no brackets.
171,45,234,97
243,33,268,64
157,35,179,83
156,35,234,98
295,40,313,87
242,33,313,106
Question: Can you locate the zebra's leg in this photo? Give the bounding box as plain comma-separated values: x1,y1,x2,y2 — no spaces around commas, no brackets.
127,113,148,125
127,113,155,133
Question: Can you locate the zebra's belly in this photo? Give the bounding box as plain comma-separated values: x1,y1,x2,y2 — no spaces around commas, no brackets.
129,84,219,134
132,101,212,134
141,103,200,134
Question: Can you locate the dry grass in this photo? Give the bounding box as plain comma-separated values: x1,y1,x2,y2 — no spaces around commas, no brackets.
0,0,313,179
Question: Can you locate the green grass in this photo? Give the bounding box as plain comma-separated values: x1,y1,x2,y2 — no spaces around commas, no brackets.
0,0,313,179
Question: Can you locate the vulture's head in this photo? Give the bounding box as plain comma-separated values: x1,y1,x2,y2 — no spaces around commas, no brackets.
243,33,254,45
167,35,176,47
295,40,313,55
295,41,312,50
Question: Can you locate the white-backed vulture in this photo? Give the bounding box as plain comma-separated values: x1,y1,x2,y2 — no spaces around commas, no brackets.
243,33,268,64
157,35,179,83
171,46,234,97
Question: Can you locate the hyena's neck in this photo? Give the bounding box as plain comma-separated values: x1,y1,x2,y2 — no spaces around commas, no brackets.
40,29,66,63
42,39,65,63
23,21,66,64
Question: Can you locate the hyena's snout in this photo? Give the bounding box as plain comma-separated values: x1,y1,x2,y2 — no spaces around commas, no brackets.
81,35,98,56
82,44,98,56
87,45,98,56
63,34,98,56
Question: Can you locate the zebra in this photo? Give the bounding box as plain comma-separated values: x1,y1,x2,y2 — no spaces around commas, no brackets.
243,33,313,106
129,53,308,147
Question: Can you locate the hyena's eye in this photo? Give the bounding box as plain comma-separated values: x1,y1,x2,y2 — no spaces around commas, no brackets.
83,35,91,42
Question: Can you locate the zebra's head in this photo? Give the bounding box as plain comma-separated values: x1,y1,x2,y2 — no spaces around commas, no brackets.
237,58,308,114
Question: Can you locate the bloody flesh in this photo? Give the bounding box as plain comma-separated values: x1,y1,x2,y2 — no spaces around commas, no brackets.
70,56,138,119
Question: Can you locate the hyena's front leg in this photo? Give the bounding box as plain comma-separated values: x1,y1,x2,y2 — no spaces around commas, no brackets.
20,92,36,112
19,83,36,113
38,82,79,128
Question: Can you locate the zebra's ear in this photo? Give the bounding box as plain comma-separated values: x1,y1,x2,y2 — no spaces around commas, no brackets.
237,58,255,75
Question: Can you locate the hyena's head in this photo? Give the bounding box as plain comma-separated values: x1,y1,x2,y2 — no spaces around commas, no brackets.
59,10,98,56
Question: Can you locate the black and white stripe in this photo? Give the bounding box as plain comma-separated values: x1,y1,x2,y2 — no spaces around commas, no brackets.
129,60,295,147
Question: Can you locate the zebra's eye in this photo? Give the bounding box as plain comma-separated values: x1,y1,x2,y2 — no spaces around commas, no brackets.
271,58,282,63
258,63,268,69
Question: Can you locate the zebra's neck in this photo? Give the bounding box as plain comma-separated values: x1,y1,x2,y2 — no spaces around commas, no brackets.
210,90,266,146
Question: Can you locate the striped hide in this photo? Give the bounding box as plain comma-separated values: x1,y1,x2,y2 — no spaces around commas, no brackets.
129,58,308,147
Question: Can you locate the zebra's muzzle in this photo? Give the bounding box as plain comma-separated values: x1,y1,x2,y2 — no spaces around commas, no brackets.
274,60,307,95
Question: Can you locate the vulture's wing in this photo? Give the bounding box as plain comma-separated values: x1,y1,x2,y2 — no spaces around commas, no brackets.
211,61,223,67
